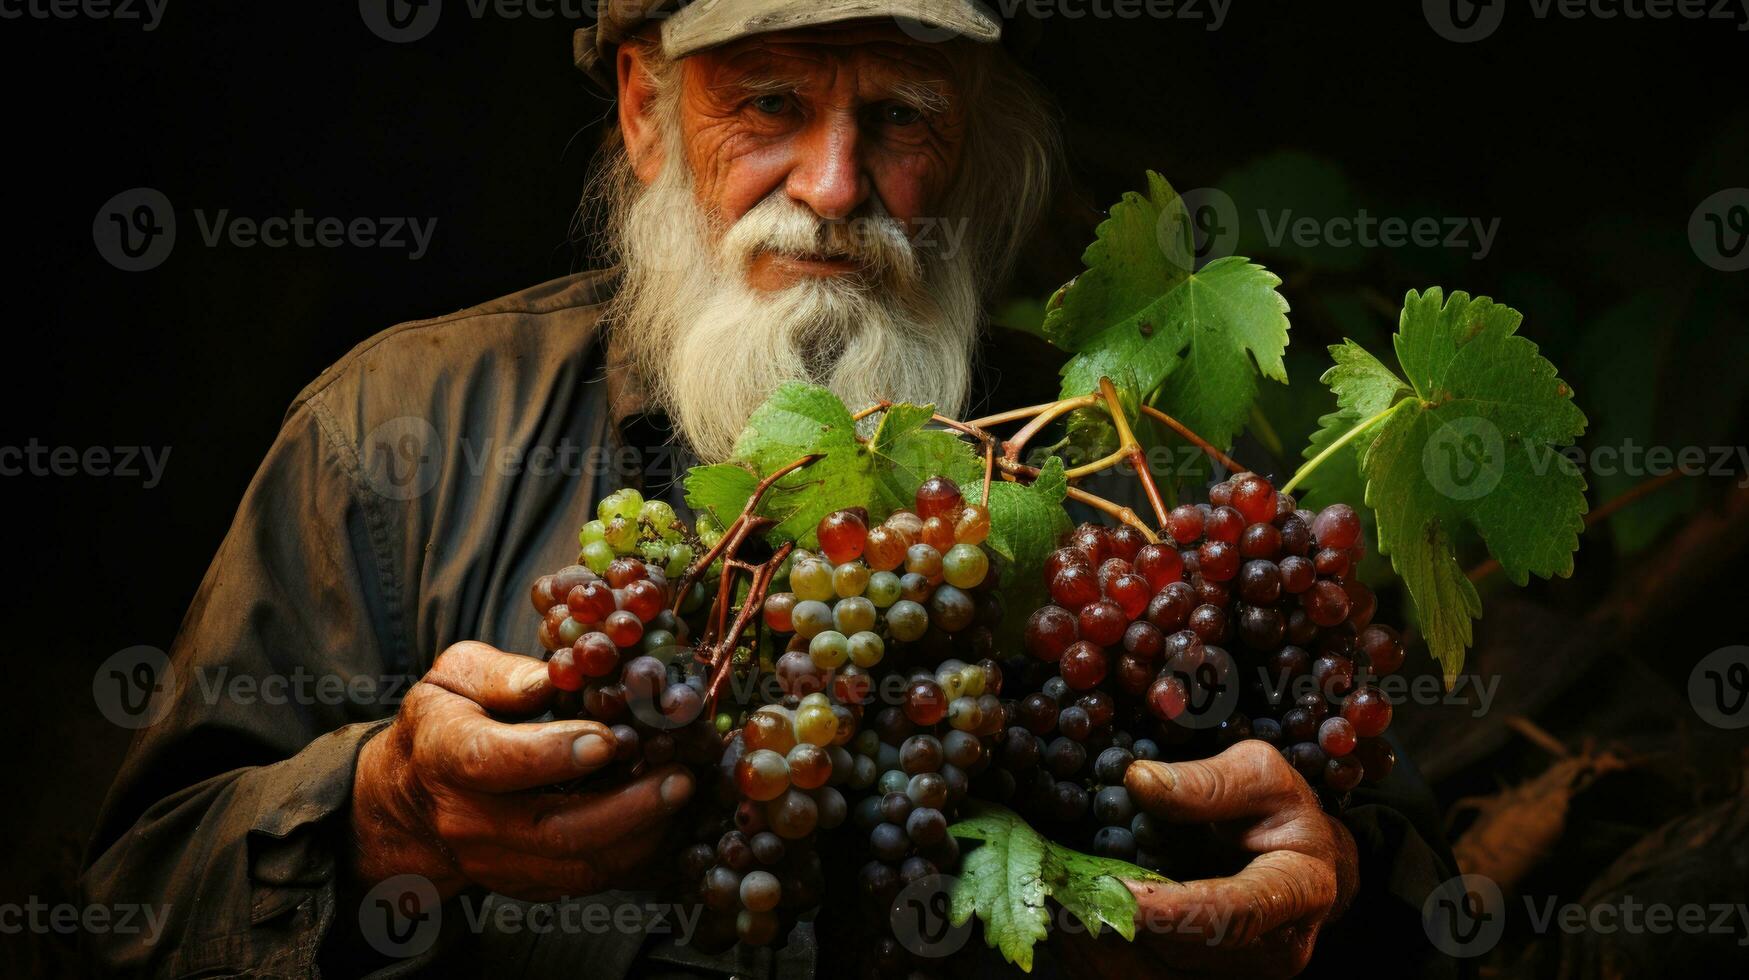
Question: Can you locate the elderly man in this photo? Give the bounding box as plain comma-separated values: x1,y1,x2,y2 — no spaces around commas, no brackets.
84,2,1459,977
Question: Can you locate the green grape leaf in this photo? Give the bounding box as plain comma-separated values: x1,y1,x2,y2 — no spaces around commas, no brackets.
1041,172,1290,459
1057,257,1291,457
1319,288,1588,681
722,383,883,547
871,402,986,505
1043,171,1192,352
682,463,761,528
1323,340,1410,418
950,802,1168,971
969,457,1072,640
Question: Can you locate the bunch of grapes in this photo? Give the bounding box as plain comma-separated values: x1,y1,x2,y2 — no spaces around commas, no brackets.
1013,471,1401,869
528,471,1405,969
683,476,1006,956
528,488,721,776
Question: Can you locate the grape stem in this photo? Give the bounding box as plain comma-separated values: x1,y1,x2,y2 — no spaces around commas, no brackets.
669,453,821,616
1279,402,1407,496
1139,405,1246,476
700,541,793,713
1098,377,1171,537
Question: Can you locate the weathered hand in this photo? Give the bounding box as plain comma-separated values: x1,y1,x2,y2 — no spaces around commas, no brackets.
1056,740,1358,979
348,641,694,901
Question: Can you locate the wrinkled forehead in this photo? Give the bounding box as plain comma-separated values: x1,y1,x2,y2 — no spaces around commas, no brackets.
686,24,968,95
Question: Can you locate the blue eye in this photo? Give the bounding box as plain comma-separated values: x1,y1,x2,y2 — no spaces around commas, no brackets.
884,103,922,126
752,94,788,115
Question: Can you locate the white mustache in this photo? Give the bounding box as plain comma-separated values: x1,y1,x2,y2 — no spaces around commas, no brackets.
719,192,923,288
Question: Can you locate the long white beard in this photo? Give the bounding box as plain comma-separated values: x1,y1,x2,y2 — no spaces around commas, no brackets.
610,150,984,463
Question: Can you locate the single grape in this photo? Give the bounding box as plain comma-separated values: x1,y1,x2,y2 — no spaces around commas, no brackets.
808,630,849,669
1318,716,1357,757
1133,543,1184,591
1312,504,1361,550
1049,564,1101,610
1231,474,1277,524
905,543,943,580
763,592,797,633
941,543,990,589
1357,624,1405,676
847,631,885,668
740,870,782,912
703,866,742,912
790,560,836,602
903,679,947,726
1095,746,1135,784
1167,504,1205,544
905,806,947,845
1060,642,1109,691
899,734,944,774
832,560,871,599
581,540,616,574
907,772,949,809
865,571,901,608
735,749,791,802
597,487,643,524
928,585,976,632
791,600,834,638
953,504,991,545
817,508,869,565
885,600,929,642
786,743,832,789
795,703,839,746
834,595,878,634
914,476,964,521
1093,785,1136,826
1341,686,1392,737
1305,579,1352,628
603,517,639,553
767,788,819,839
870,823,909,862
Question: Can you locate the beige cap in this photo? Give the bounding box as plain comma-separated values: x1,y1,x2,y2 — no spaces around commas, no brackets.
663,0,1002,58
575,0,1002,90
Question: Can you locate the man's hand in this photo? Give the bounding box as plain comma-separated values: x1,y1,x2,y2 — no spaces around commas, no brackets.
349,641,695,901
1056,740,1359,979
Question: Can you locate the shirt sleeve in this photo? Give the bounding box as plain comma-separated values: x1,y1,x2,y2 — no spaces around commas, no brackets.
80,394,414,977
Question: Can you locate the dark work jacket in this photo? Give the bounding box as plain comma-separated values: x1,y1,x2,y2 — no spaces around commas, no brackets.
80,271,1465,979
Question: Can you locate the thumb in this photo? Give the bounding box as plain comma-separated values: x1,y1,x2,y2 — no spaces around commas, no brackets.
1125,741,1301,823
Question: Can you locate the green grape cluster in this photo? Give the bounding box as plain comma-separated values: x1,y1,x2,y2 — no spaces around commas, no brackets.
578,488,697,579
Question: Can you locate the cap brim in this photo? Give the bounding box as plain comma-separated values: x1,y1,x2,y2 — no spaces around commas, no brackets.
662,0,1001,59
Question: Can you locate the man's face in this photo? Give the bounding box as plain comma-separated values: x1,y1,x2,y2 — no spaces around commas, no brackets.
667,26,969,291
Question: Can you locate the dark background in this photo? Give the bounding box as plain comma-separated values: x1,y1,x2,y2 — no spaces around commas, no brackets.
4,2,1747,975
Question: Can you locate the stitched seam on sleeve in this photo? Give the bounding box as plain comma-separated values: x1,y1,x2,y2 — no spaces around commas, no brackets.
302,394,412,674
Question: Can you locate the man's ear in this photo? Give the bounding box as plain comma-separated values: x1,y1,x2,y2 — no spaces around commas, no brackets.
617,41,667,185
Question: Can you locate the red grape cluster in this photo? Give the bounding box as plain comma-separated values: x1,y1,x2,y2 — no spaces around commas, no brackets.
1018,471,1401,859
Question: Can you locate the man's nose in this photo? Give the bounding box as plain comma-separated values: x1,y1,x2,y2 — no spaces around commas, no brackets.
785,113,870,222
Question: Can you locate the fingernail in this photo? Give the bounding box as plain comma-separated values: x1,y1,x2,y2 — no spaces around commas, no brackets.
573,734,610,768
660,772,694,808
1131,760,1174,793
521,665,549,698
